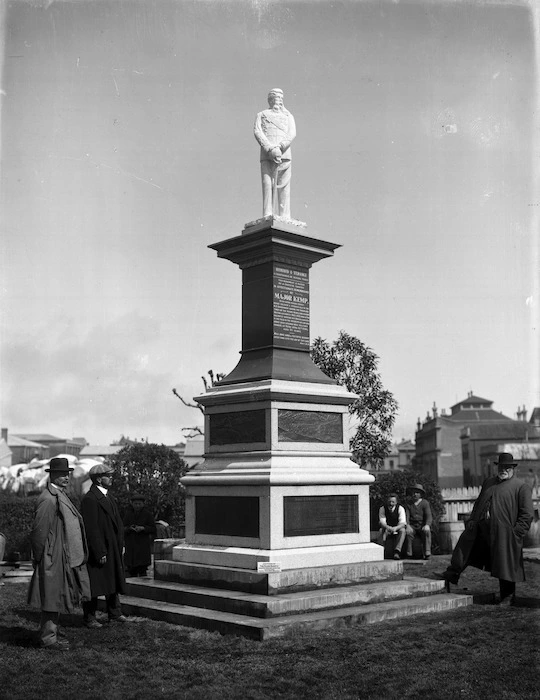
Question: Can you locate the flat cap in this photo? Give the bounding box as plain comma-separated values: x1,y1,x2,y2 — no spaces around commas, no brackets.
89,463,114,476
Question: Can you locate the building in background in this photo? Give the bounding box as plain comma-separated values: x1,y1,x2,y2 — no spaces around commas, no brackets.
381,439,415,472
414,393,540,488
9,432,86,460
478,442,540,482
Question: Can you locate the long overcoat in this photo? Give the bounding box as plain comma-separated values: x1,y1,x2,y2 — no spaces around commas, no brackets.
81,485,125,597
123,506,156,570
27,485,90,613
466,475,534,582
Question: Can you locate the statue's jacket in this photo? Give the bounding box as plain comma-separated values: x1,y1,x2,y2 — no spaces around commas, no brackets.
254,108,296,161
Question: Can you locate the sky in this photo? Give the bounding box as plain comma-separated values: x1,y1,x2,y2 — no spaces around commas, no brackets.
1,0,538,447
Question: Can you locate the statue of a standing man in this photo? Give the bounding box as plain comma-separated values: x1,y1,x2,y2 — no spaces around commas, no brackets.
254,88,296,220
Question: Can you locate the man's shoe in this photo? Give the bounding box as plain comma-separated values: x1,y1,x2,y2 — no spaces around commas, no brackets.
109,615,129,623
84,619,103,629
498,595,515,607
393,552,401,560
424,554,431,560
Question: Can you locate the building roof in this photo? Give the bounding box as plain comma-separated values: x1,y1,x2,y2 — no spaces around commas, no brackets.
13,433,64,443
530,407,540,425
450,394,493,410
479,442,540,459
461,421,540,440
8,435,45,448
397,439,415,450
79,445,124,457
450,408,513,423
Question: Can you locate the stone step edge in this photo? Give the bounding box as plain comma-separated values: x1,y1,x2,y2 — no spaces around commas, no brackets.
119,592,473,639
125,575,446,612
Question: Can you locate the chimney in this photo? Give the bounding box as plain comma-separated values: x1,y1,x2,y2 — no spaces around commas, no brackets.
1,427,7,442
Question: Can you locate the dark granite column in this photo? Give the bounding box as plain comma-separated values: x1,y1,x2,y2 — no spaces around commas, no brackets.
210,219,340,385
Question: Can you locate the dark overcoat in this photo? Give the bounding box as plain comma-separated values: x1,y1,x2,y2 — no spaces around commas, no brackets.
123,507,156,570
465,476,534,582
27,485,90,613
81,485,125,597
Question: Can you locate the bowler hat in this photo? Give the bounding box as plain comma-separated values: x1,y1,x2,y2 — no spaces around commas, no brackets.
494,452,518,467
89,463,114,477
407,483,426,496
45,457,73,474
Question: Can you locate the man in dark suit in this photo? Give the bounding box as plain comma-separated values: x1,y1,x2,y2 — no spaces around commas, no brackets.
81,463,127,627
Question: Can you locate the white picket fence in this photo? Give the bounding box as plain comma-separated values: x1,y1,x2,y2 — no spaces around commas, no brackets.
440,486,480,522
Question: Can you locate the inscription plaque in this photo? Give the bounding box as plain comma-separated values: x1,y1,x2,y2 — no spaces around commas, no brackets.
209,410,266,445
278,410,343,443
195,496,260,538
273,263,309,349
284,495,359,537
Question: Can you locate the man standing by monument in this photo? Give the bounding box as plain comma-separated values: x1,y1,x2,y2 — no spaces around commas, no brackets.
254,88,296,220
440,453,534,605
81,463,128,627
27,457,90,650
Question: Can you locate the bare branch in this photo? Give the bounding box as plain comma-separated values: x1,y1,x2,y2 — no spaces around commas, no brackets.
172,388,203,414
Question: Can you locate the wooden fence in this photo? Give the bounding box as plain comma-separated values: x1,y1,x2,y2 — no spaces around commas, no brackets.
440,486,480,522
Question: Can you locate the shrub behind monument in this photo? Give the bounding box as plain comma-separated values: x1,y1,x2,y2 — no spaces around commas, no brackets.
108,442,189,536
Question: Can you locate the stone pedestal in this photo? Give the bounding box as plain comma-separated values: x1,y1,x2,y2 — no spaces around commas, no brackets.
170,218,382,585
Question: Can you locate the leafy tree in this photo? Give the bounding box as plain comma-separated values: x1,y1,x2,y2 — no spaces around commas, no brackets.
368,469,446,542
108,443,188,536
310,331,398,469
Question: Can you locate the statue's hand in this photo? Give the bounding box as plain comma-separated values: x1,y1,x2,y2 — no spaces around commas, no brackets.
270,147,282,163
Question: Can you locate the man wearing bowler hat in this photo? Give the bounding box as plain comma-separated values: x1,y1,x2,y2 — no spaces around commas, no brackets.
440,452,534,605
81,463,128,627
405,484,433,559
27,457,90,650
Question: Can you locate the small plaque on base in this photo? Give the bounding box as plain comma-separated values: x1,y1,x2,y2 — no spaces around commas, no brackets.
257,561,282,573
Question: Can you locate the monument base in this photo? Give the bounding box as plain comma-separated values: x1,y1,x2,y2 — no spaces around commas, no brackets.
172,541,382,571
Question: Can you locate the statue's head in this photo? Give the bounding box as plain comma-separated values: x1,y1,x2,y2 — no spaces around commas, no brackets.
267,88,284,109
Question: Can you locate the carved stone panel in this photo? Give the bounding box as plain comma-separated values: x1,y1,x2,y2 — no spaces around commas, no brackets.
278,410,343,443
283,495,359,537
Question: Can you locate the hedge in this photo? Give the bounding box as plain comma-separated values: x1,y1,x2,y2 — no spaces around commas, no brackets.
0,492,37,559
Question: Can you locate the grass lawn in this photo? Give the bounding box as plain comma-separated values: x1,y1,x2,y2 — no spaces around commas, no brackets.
0,555,538,700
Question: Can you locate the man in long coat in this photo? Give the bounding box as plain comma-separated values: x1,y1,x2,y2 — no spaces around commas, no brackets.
441,452,534,605
123,492,156,577
27,457,90,650
81,463,127,627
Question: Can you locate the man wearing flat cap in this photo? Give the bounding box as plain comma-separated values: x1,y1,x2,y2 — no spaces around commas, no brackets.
440,453,534,605
81,463,127,627
405,484,432,559
27,457,90,650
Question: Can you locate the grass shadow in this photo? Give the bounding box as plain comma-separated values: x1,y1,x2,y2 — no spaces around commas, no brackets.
514,596,540,608
0,623,36,647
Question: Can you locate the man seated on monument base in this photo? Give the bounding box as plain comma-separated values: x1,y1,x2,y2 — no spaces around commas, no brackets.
378,493,407,560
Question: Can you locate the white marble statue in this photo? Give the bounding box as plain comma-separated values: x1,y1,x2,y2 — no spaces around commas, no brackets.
254,88,296,220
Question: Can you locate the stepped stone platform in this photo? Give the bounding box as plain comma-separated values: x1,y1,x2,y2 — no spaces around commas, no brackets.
117,558,473,640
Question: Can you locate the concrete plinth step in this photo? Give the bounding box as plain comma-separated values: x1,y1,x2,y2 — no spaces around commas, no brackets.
119,591,473,640
155,558,403,595
125,575,447,618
